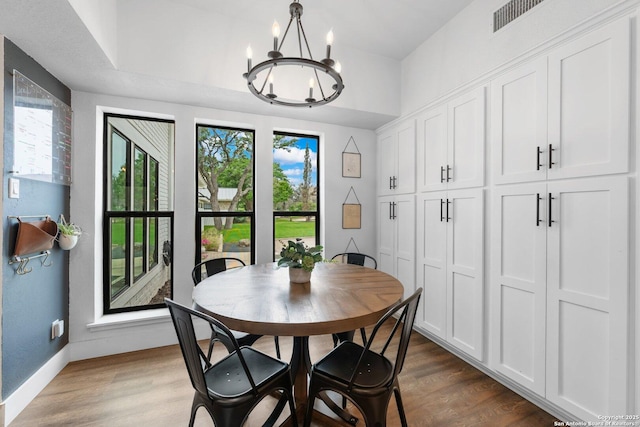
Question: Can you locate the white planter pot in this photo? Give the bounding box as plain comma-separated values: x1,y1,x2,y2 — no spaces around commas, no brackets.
289,268,312,283
58,234,78,250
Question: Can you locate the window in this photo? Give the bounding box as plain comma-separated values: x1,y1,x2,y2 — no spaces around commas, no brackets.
103,114,174,314
196,125,254,266
273,132,320,259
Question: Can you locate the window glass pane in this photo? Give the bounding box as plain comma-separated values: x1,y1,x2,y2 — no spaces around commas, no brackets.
110,130,128,211
274,215,317,260
200,216,251,266
272,135,318,212
150,158,159,211
149,217,158,269
133,147,146,211
110,217,127,300
133,217,145,280
197,126,253,213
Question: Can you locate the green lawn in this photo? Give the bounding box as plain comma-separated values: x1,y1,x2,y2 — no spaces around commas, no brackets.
112,216,316,247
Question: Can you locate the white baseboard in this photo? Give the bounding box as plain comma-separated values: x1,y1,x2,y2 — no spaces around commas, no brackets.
2,346,70,426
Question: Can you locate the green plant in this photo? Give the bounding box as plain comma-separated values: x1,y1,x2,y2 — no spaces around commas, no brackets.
277,239,323,272
58,222,82,236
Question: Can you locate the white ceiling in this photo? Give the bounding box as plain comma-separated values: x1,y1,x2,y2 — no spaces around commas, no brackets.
0,0,475,129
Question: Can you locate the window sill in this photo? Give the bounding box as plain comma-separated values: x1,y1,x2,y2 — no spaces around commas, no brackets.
87,308,170,332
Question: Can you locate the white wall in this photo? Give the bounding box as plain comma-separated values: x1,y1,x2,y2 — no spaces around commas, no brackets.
66,0,118,67
401,0,626,116
68,91,377,360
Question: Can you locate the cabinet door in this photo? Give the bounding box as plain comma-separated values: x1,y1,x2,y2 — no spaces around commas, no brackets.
446,189,484,360
395,120,416,194
377,196,395,277
491,59,548,184
447,87,485,190
394,194,415,299
377,131,396,196
547,18,630,180
490,183,547,395
416,105,448,192
546,176,628,420
416,192,448,338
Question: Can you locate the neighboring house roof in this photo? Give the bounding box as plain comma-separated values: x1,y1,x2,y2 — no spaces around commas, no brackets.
198,187,238,202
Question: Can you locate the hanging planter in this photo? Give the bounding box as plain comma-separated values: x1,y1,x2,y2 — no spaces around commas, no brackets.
58,233,79,250
57,214,82,251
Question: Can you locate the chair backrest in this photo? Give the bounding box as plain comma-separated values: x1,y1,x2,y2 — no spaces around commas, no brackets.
348,288,422,388
191,257,246,285
164,298,258,396
331,252,377,269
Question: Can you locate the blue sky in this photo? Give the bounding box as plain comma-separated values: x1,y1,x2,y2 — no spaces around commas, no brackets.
273,136,318,187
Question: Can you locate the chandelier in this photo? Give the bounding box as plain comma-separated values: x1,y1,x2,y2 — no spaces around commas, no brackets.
243,0,344,108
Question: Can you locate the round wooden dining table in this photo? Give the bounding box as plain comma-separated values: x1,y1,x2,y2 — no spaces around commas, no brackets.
192,261,404,425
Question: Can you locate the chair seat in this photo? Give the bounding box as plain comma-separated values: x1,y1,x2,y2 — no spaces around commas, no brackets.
206,347,289,399
313,341,393,389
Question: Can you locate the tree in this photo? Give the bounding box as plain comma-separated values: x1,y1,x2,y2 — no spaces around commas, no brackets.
197,127,252,230
300,142,314,220
273,163,293,210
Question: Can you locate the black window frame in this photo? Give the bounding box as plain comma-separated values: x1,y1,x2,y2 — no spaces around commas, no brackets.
195,124,256,266
102,113,174,315
272,131,321,258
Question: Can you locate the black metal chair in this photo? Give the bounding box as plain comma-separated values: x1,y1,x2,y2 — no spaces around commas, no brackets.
165,299,297,427
191,258,281,359
330,252,378,346
303,288,423,427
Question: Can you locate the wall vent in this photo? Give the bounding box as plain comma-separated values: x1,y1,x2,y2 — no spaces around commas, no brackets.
494,0,545,32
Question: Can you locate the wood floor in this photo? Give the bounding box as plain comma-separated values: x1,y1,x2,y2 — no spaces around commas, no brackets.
11,326,558,426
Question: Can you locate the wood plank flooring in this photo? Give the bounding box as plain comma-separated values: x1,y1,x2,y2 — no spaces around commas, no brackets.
11,326,558,426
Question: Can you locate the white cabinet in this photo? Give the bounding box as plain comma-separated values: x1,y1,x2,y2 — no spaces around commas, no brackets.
492,18,629,185
417,86,485,192
490,176,629,420
416,189,484,360
377,119,415,196
377,194,415,300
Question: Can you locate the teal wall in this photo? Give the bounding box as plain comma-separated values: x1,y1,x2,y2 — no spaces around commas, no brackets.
2,38,70,398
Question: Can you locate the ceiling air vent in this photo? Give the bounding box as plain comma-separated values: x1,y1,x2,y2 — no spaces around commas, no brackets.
494,0,545,32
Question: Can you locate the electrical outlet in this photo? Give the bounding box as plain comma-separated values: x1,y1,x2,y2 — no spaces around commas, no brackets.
51,319,64,339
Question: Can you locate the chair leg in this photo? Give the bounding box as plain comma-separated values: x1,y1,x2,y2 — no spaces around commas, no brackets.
274,336,281,359
394,387,408,427
352,391,393,427
303,387,318,427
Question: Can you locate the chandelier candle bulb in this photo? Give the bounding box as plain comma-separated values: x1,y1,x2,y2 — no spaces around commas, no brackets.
272,21,280,51
246,46,252,73
269,74,274,95
309,78,314,98
326,30,334,59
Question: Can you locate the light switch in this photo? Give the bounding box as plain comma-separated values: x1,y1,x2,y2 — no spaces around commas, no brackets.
9,178,19,199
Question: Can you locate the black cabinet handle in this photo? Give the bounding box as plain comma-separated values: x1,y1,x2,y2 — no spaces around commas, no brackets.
446,199,452,222
389,176,393,190
392,202,397,220
536,193,541,226
548,193,555,227
536,146,543,170
440,199,444,222
389,202,392,220
446,165,452,182
548,144,556,169
440,166,445,183
393,176,397,189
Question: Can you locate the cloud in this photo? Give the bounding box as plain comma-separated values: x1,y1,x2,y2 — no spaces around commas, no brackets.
273,147,317,165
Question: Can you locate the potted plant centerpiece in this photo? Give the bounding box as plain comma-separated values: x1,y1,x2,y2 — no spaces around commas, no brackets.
277,239,323,283
57,220,82,250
